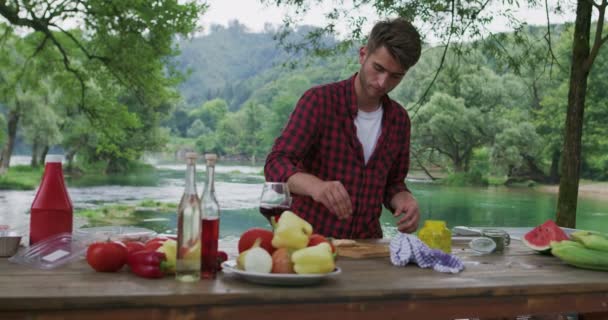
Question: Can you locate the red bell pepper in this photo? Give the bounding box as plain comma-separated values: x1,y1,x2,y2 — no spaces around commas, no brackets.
128,250,169,279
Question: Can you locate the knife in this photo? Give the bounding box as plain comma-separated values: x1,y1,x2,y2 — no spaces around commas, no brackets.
452,226,483,236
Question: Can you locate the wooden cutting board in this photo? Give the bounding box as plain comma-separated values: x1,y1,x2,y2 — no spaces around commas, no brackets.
334,241,390,259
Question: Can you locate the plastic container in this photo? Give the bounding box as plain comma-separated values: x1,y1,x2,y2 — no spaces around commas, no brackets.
469,237,497,254
75,226,157,243
9,233,87,269
418,220,452,253
30,155,73,245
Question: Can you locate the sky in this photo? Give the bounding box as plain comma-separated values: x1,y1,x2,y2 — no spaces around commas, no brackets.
200,0,577,39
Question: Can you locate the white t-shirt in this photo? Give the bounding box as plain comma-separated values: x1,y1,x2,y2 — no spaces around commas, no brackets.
355,106,383,164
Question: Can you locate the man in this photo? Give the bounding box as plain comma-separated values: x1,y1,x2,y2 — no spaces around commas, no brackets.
264,18,422,239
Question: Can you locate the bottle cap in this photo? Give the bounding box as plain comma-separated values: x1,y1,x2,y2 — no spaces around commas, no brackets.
185,152,198,160
205,153,217,165
45,155,64,163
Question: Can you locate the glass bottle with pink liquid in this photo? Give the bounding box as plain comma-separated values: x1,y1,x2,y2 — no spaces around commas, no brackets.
200,153,220,279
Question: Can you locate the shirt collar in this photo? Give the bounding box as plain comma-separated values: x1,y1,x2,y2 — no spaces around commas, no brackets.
348,73,392,118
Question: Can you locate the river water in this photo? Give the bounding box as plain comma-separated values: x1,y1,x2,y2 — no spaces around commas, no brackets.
1,156,607,241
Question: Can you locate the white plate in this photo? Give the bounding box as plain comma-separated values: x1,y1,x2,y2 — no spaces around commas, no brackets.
221,260,341,286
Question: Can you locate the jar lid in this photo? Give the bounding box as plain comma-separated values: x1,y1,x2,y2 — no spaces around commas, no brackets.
45,155,64,163
469,237,496,254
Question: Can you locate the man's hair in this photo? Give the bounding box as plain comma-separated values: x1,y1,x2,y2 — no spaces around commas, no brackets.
366,18,422,70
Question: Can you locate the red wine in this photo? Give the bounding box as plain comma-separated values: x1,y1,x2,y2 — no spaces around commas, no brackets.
259,205,290,220
201,217,219,279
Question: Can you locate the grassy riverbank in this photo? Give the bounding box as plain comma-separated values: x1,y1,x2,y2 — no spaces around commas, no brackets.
77,200,177,227
0,165,43,190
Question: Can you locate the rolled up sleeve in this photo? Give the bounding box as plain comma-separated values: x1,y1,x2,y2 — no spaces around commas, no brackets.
383,113,411,211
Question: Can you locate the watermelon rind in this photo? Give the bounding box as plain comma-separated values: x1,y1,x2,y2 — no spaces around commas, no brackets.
522,219,570,253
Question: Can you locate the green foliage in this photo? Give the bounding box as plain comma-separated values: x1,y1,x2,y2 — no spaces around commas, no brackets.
188,98,229,132
0,1,205,174
491,122,542,173
443,171,489,187
0,165,43,190
414,92,490,172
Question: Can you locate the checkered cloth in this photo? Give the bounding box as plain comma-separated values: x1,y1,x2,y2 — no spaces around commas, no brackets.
389,233,464,274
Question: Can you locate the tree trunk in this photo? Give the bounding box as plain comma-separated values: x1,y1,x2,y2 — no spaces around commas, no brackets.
40,146,49,165
556,0,592,228
0,110,20,174
31,139,39,167
549,150,560,184
66,149,76,172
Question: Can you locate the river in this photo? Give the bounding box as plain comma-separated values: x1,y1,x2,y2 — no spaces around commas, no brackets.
1,156,607,241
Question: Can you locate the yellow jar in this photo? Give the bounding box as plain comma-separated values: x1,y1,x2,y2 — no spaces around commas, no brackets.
418,220,452,253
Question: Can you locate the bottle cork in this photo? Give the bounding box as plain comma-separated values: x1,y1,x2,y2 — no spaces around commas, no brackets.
205,153,217,166
185,152,198,164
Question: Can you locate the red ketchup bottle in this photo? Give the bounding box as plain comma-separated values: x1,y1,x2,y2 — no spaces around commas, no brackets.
29,155,73,245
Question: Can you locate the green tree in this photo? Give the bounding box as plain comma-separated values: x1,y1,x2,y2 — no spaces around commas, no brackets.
239,102,269,162
264,0,607,228
491,122,543,183
0,0,205,110
20,78,63,167
415,93,490,172
189,98,229,131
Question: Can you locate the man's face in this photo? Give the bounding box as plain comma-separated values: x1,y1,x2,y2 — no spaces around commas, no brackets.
358,45,406,99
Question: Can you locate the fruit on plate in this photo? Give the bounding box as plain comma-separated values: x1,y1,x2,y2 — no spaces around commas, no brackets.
292,242,335,274
238,228,275,254
237,239,273,273
570,230,608,251
86,241,128,272
271,248,294,273
550,230,608,271
272,211,312,250
308,234,336,254
551,240,608,271
522,219,569,253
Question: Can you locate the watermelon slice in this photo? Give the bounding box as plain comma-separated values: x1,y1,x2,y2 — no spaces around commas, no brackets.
522,219,570,253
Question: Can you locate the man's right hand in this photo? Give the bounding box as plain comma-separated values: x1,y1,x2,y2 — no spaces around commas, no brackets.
311,181,353,220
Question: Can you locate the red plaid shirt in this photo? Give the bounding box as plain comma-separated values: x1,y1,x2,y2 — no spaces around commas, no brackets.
264,74,411,239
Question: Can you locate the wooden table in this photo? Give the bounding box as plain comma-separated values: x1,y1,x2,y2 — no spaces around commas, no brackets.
1,238,607,320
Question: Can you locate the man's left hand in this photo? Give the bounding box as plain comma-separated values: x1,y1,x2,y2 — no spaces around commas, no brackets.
391,191,420,233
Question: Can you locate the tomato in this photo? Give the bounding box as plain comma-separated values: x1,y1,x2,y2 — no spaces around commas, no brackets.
238,228,275,254
86,241,128,272
308,234,336,253
144,237,170,251
123,241,145,256
216,251,228,271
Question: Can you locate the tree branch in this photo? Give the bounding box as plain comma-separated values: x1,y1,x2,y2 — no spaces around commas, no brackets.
409,0,456,120
585,0,607,71
15,34,49,84
543,0,563,73
0,1,106,117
